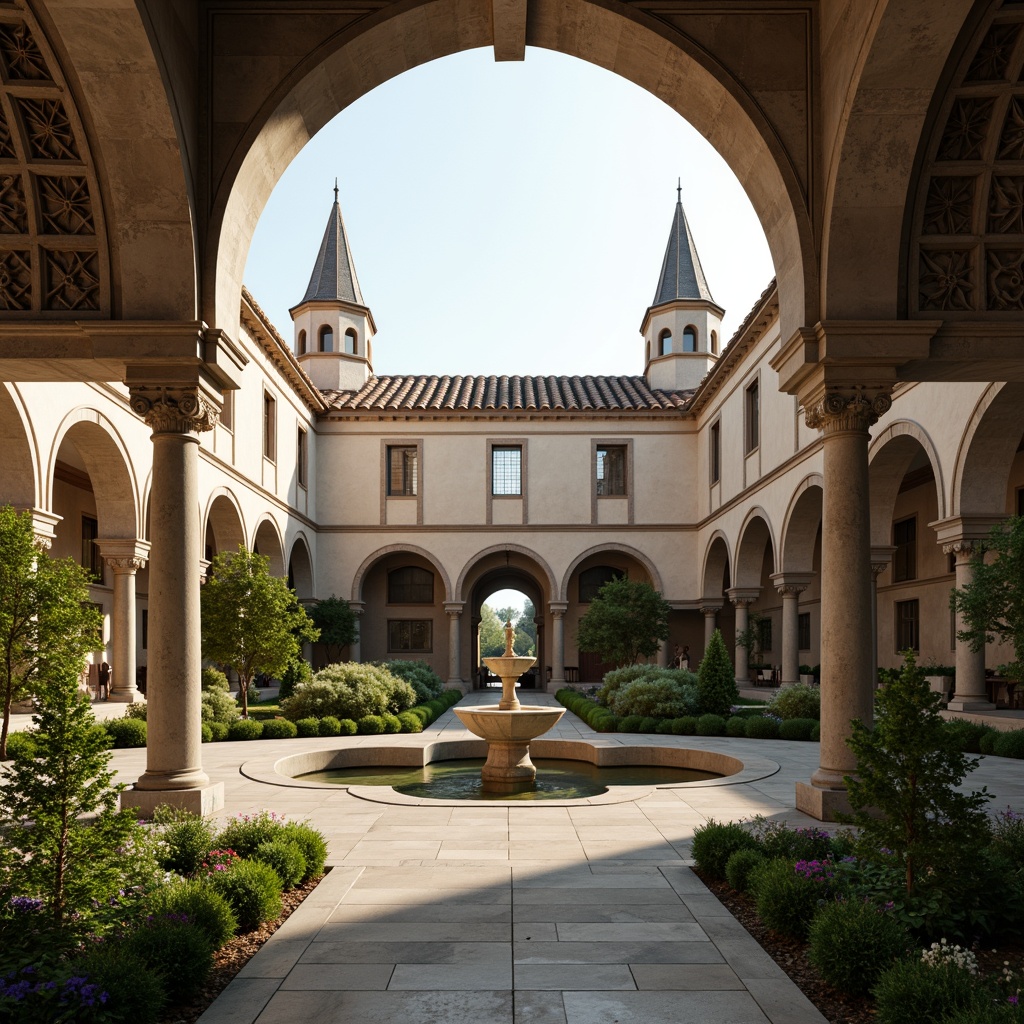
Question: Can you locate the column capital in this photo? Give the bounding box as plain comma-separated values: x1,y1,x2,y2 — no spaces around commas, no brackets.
726,587,760,607
548,602,568,617
444,602,464,617
97,538,150,571
699,602,723,616
930,514,1006,550
770,571,814,595
804,386,892,434
348,601,365,616
129,384,220,434
869,545,896,580
14,506,62,549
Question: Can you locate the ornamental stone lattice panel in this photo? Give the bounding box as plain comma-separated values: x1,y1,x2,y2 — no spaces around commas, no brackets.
0,2,107,315
911,1,1024,315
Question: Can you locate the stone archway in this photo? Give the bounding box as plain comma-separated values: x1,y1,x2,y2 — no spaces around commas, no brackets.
252,516,285,577
0,384,38,511
288,533,315,599
203,490,246,562
731,511,777,684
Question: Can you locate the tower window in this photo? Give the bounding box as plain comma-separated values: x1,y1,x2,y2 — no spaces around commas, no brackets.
263,392,276,461
658,329,672,356
297,427,308,488
683,326,697,353
344,328,357,354
745,380,759,453
710,421,721,484
298,329,307,355
319,325,333,352
710,330,718,355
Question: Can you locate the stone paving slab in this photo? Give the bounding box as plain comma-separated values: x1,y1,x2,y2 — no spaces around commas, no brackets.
562,989,772,1024
254,989,514,1024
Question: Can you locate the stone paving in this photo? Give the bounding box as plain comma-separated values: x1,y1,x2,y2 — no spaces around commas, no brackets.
99,693,1024,1024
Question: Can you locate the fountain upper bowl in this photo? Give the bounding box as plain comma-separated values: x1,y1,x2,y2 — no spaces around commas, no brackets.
454,705,565,742
482,655,537,679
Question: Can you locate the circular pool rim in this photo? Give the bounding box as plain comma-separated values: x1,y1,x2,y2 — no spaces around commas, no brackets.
239,737,780,807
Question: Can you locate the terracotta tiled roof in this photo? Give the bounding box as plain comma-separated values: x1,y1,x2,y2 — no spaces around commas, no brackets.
321,375,694,414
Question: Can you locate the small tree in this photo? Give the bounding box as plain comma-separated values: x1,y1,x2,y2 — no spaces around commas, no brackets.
843,650,991,896
696,628,738,714
735,610,768,666
0,504,102,759
309,594,359,664
201,546,319,717
575,577,669,667
950,515,1024,680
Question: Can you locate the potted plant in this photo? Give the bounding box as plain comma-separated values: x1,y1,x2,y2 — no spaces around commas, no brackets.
799,663,814,686
920,661,955,702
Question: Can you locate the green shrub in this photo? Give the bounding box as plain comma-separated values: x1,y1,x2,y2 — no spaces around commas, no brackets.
337,718,358,736
279,821,328,881
807,899,910,996
4,731,37,760
942,719,992,754
696,629,738,715
750,858,833,939
638,716,659,733
201,666,230,692
208,721,229,741
281,662,417,722
993,729,1024,759
992,807,1024,869
810,722,820,741
295,717,320,738
607,675,700,719
70,946,166,1023
201,686,240,726
671,716,697,735
105,717,148,748
260,718,298,740
252,840,306,890
227,718,263,741
745,716,780,740
618,715,644,732
596,664,655,705
696,713,727,736
655,719,675,734
726,715,747,737
381,713,402,734
155,808,216,876
123,915,214,1002
201,722,213,743
765,682,821,721
747,817,834,862
122,701,148,721
318,715,342,736
217,810,288,858
724,848,766,892
208,860,283,931
691,819,758,880
871,958,980,1024
980,728,999,754
278,657,312,701
382,659,445,703
778,718,816,741
593,714,621,732
147,878,238,947
358,714,385,735
397,711,424,733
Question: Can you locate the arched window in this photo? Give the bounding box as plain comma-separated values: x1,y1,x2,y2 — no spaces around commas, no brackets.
683,326,697,353
578,565,625,603
297,329,306,355
344,328,357,354
658,329,672,356
319,325,333,352
388,565,434,604
710,330,718,355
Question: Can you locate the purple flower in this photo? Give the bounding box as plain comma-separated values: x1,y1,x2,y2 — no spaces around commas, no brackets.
1009,995,1019,1006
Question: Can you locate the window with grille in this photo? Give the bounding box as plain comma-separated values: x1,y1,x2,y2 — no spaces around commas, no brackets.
579,565,624,603
798,612,811,651
596,446,626,496
895,599,920,652
387,446,418,496
388,566,434,604
388,619,432,653
491,446,522,495
893,517,917,582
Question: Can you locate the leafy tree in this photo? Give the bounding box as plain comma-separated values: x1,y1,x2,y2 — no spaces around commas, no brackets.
309,594,359,664
735,610,769,665
517,599,538,651
201,546,319,717
0,504,102,760
478,603,506,660
575,577,669,667
950,516,1024,680
842,650,991,896
696,628,738,714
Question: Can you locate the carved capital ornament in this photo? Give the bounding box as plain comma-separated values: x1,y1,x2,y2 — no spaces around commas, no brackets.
804,388,892,433
130,386,219,435
105,556,147,573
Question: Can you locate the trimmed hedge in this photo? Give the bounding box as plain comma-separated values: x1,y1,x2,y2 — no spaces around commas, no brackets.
295,718,320,738
227,718,263,741
106,717,148,748
261,718,298,740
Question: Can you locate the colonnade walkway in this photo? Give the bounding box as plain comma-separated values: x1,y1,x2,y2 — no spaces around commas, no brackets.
103,694,1024,1024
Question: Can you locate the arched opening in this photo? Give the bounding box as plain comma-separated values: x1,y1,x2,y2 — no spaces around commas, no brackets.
287,534,315,599
344,327,357,354
297,329,307,355
779,481,824,678
658,329,672,356
204,492,246,563
733,512,777,677
318,324,334,352
475,584,539,690
252,517,286,577
0,385,37,510
682,325,697,353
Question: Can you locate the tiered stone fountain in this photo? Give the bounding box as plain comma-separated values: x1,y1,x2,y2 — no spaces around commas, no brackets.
454,620,564,793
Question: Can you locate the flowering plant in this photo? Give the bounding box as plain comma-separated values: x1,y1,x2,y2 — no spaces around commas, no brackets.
0,965,112,1023
199,849,240,876
920,938,979,975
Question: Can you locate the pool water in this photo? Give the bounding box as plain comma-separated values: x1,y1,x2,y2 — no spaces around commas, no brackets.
299,758,720,800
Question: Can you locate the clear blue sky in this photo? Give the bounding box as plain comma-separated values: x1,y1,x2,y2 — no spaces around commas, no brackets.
244,47,774,379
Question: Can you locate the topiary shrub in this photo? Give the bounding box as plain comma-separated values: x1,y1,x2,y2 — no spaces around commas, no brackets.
745,716,780,739
147,878,238,948
397,711,423,733
691,819,759,880
123,915,214,1003
750,858,834,939
779,718,816,741
696,713,727,736
227,718,263,741
765,682,821,721
871,958,981,1024
260,718,298,740
208,721,229,742
807,899,910,996
280,821,328,880
105,717,148,748
696,628,738,715
294,717,320,738
638,716,659,733
596,664,655,706
655,719,675,734
993,729,1024,759
671,716,697,735
201,722,214,743
69,946,166,1024
337,718,358,736
381,713,402,734
382,659,445,703
252,840,306,890
725,847,766,892
318,715,342,736
726,716,747,737
358,714,385,735
208,860,283,931
593,714,621,733
618,715,644,733
155,808,216,877
608,675,700,719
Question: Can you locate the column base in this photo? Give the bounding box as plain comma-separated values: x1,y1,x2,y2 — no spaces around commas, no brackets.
947,698,997,713
795,781,853,822
107,690,142,704
120,782,224,817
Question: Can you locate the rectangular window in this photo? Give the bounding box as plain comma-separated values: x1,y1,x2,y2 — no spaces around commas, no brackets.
491,446,522,496
220,390,233,431
81,515,102,582
710,421,721,484
758,616,773,654
388,619,432,653
263,392,276,461
387,446,418,496
596,445,627,496
745,380,760,453
141,608,148,650
893,516,917,582
798,612,811,651
297,427,308,488
895,599,920,652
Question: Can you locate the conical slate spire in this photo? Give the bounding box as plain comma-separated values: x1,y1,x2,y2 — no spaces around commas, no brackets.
300,186,365,306
652,185,715,306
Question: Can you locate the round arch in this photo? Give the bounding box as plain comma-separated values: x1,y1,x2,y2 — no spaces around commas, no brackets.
47,407,140,538
868,420,947,545
352,544,453,604
287,532,315,599
558,543,663,603
701,532,732,600
203,489,246,557
780,474,823,573
456,543,558,605
252,516,286,577
952,383,1024,516
208,0,814,343
734,509,777,589
0,384,40,509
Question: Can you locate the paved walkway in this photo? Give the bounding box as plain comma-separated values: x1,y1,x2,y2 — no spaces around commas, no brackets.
99,693,1024,1024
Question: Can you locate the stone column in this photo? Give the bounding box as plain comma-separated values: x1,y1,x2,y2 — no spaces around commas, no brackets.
445,602,464,690
121,384,223,816
942,538,995,711
869,547,894,688
657,639,670,668
348,601,364,662
701,603,721,650
98,539,150,703
549,602,567,690
797,387,892,821
770,573,813,687
727,588,759,685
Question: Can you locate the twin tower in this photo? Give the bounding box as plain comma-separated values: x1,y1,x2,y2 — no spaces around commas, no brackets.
292,185,723,393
